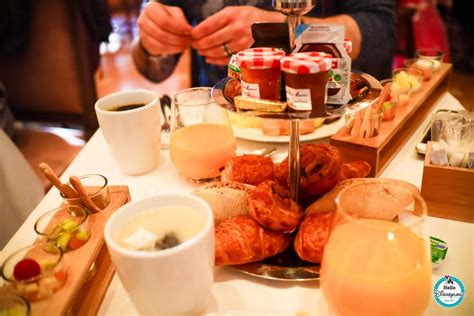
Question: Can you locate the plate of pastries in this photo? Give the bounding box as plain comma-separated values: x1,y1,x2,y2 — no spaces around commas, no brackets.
192,143,372,281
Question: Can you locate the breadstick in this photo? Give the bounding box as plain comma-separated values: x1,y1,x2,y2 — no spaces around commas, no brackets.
69,176,102,213
39,163,78,198
373,82,392,113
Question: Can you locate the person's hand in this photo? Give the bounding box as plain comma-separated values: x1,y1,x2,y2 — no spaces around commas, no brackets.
191,6,285,65
137,2,193,55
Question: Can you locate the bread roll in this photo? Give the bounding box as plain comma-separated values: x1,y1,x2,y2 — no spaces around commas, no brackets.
192,181,253,225
215,215,292,266
306,178,420,221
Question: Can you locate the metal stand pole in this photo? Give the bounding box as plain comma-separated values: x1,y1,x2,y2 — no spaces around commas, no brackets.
289,120,300,203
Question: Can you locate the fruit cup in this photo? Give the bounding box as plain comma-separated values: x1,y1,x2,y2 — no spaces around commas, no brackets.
381,78,412,108
0,294,30,316
392,67,423,94
1,243,67,302
34,205,91,252
415,48,444,71
62,174,110,213
404,58,435,81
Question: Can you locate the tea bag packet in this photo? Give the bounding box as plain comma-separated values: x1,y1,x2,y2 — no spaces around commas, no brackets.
294,24,352,105
431,111,474,168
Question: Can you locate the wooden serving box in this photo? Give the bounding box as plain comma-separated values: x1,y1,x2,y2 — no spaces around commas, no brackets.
330,63,452,176
31,185,130,315
421,142,474,223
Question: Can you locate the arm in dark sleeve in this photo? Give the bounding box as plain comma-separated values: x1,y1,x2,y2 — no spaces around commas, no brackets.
339,0,397,79
131,0,183,83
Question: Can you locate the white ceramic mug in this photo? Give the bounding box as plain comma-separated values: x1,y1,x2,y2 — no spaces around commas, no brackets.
104,194,215,315
95,89,161,175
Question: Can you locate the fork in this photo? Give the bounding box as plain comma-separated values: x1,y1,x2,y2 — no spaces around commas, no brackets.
159,95,171,132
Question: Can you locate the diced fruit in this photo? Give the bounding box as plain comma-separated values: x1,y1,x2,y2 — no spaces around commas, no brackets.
54,270,67,284
61,219,79,232
69,234,86,250
39,260,56,271
57,232,72,251
24,283,39,293
42,242,58,254
382,101,394,110
75,229,90,241
13,258,41,281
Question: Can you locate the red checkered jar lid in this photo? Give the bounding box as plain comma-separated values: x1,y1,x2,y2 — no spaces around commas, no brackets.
280,52,333,74
236,48,286,69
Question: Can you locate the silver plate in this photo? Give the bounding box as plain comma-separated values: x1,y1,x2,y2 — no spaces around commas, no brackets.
232,262,320,281
231,246,320,281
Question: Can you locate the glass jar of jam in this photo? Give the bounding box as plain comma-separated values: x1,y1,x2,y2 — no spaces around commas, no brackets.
236,48,285,101
280,52,333,117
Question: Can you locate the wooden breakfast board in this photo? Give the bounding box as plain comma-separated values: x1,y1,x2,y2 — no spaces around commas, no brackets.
30,185,130,315
330,63,452,176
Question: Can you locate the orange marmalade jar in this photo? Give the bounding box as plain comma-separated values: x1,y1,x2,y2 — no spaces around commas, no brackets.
280,52,333,117
236,48,285,101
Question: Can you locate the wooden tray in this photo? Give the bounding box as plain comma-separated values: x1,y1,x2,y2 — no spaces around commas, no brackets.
330,63,452,176
421,142,474,223
31,185,130,315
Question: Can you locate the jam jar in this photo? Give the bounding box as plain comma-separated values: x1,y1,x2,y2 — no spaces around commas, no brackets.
280,52,333,117
236,48,285,101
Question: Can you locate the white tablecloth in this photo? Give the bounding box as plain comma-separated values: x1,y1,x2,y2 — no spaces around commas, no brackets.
1,92,473,315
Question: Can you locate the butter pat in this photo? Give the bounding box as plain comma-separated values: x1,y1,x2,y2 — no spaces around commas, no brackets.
430,236,448,269
234,95,287,113
123,227,158,250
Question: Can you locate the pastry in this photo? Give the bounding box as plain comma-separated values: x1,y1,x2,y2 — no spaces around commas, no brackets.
248,180,302,233
275,144,342,201
215,215,291,266
221,155,274,186
294,211,334,263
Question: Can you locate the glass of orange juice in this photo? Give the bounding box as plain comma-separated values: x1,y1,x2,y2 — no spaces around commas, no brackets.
170,87,236,182
320,179,431,316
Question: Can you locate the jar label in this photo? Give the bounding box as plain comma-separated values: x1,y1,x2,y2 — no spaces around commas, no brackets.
241,80,260,99
327,68,343,89
285,86,312,111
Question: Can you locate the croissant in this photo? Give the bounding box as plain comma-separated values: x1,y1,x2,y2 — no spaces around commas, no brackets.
215,215,291,266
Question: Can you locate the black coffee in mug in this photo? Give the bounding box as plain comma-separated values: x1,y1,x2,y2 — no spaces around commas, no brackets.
109,103,146,112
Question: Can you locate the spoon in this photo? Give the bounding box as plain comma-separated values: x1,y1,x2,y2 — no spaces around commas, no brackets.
159,95,171,132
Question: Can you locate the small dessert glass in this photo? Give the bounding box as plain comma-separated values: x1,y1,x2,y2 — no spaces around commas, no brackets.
1,243,67,302
62,174,110,213
344,107,383,138
392,67,423,94
415,48,444,71
403,58,435,81
0,294,30,316
34,205,90,252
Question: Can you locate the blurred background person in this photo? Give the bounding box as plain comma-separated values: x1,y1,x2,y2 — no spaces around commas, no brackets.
132,0,396,87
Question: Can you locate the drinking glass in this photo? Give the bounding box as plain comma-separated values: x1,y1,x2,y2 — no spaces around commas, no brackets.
170,87,236,182
321,179,431,316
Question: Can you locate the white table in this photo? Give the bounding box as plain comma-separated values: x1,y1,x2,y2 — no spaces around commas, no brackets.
1,92,473,315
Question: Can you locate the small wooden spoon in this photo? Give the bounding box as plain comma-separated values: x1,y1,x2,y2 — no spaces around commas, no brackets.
39,163,78,198
69,176,102,213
